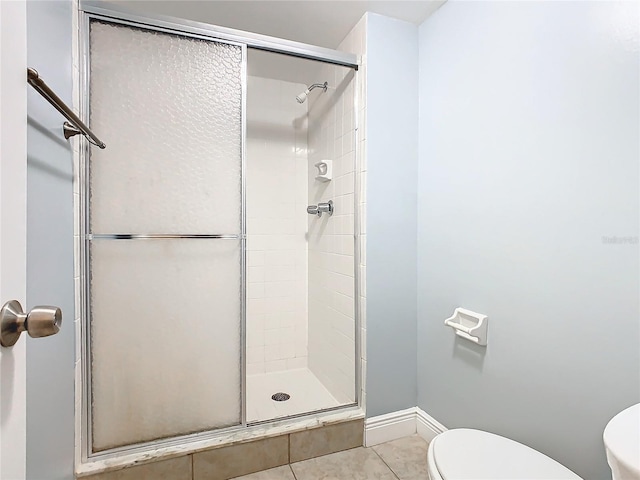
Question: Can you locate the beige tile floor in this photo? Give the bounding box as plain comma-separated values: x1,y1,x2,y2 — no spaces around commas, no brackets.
230,435,429,480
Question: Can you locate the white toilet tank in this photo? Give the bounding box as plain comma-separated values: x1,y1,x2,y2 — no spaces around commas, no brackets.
604,403,640,480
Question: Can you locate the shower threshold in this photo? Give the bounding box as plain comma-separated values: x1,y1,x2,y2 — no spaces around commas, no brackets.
77,403,362,478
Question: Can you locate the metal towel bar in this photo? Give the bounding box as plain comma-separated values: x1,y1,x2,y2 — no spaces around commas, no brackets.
27,67,106,149
87,234,240,240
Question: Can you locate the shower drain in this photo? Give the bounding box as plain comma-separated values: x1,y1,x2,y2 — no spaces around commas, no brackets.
271,392,291,402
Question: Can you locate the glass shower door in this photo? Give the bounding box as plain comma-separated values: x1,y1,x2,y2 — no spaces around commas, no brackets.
86,21,244,452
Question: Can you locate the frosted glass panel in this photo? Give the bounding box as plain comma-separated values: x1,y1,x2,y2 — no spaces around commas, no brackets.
89,22,242,234
90,239,241,451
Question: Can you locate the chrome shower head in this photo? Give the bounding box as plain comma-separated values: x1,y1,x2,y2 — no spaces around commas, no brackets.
296,90,308,103
296,81,328,104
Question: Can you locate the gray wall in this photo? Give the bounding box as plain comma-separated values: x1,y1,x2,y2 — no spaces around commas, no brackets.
416,2,639,479
365,14,419,417
26,1,75,478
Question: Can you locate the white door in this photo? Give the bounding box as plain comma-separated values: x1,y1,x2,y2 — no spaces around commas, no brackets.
0,0,28,479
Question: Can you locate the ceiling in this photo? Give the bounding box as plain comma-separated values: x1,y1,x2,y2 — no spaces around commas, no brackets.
111,1,446,49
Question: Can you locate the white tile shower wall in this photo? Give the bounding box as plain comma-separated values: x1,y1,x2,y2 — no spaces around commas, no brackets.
306,16,367,405
246,76,309,375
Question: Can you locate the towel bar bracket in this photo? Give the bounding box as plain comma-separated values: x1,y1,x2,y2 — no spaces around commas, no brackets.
63,122,81,140
27,67,106,149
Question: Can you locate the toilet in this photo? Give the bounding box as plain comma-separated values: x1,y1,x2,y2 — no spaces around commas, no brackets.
427,429,582,480
603,403,640,480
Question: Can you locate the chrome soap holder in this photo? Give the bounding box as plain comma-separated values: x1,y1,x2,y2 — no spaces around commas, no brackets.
444,307,488,346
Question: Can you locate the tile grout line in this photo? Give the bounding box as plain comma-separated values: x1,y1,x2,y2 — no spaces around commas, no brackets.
369,447,401,480
287,433,300,480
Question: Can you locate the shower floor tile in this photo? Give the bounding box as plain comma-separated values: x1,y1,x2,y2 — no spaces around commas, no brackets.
247,368,340,423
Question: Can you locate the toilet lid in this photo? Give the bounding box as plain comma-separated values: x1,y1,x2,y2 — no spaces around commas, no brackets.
432,429,582,480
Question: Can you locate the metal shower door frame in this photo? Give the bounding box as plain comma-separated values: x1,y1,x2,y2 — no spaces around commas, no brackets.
78,12,248,461
77,1,362,467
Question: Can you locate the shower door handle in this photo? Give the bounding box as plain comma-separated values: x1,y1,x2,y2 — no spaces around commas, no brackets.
0,300,62,347
307,205,319,216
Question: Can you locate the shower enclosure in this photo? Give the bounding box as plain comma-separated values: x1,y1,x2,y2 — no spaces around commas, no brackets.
78,3,360,462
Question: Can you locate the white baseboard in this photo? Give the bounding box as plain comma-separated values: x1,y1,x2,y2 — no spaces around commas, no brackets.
364,407,418,446
416,407,447,442
364,407,447,447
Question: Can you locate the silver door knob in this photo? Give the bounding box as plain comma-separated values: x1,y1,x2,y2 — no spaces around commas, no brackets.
0,300,62,347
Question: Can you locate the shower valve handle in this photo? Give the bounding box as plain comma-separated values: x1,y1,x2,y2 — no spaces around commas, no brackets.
317,201,333,215
307,200,333,218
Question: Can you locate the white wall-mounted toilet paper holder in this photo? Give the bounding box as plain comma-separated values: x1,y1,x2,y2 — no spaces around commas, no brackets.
444,307,488,346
